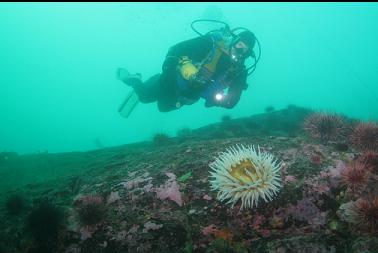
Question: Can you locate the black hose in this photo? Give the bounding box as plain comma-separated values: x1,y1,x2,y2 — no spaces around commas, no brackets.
247,37,261,76
190,19,229,37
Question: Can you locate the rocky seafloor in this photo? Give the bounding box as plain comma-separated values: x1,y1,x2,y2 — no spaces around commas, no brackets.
0,105,377,253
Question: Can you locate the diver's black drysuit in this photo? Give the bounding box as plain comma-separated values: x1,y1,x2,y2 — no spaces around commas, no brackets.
132,34,249,112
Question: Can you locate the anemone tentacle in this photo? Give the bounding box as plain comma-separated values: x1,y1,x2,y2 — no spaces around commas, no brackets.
209,144,282,210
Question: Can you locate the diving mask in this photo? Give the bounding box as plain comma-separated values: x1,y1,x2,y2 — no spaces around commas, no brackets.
230,41,250,62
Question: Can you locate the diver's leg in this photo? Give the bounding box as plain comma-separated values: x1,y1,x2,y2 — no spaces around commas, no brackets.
132,74,161,103
117,68,161,103
156,73,180,112
157,99,178,112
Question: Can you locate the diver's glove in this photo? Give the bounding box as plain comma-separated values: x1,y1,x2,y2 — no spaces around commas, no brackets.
178,56,198,80
178,56,211,89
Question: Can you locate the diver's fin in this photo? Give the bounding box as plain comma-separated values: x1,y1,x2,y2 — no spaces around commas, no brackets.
116,68,130,82
116,68,142,86
118,89,139,118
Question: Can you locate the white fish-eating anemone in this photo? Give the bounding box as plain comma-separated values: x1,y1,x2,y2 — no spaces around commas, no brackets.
209,145,282,210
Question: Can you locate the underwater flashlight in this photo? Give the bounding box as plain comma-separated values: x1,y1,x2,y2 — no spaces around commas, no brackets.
215,93,224,101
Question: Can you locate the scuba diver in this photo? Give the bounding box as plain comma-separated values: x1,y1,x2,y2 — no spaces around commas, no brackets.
117,20,261,116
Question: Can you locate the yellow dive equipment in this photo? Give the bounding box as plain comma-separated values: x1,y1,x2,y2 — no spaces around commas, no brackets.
177,41,230,83
202,41,229,74
178,56,199,80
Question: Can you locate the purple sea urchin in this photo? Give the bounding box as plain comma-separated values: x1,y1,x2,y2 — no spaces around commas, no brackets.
341,161,370,194
359,151,378,173
351,122,378,151
304,112,346,141
209,145,282,210
341,197,378,234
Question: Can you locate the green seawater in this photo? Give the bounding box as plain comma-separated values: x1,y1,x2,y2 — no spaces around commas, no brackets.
0,4,378,252
1,2,377,154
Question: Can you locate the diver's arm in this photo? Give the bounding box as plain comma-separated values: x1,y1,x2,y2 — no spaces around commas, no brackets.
161,35,213,76
220,89,243,109
162,35,215,90
204,84,244,109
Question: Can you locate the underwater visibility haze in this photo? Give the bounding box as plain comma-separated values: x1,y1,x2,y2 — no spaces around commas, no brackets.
0,2,378,253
